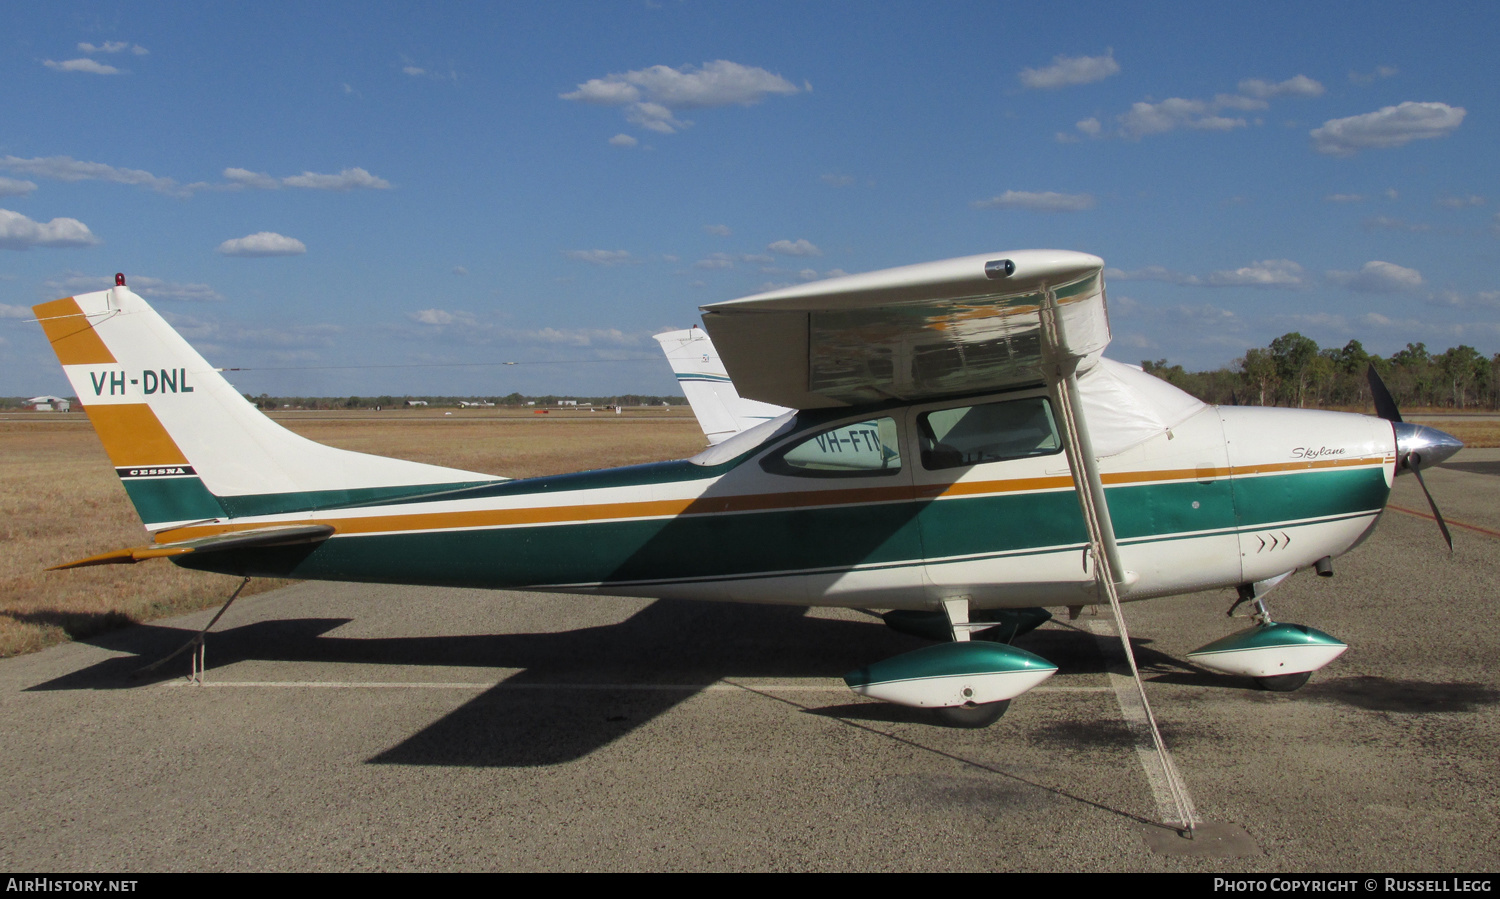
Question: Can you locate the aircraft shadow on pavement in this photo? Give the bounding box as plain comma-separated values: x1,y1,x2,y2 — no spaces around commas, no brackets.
1439,460,1500,477
22,599,1071,766
1301,675,1500,713
32,602,1482,767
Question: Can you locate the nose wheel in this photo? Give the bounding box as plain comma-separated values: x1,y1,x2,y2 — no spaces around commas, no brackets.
934,699,1009,728
1256,671,1312,692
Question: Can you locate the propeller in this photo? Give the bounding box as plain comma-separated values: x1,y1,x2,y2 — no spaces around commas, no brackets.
1367,364,1463,551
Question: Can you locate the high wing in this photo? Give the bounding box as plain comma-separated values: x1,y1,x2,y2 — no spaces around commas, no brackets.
700,249,1109,409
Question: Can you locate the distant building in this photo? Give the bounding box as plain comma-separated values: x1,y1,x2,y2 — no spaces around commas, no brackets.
26,395,71,412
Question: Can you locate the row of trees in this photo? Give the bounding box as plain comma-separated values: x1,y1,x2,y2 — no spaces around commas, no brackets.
244,393,689,410
1142,336,1500,410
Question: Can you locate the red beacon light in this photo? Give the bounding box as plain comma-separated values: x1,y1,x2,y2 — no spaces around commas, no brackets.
115,273,126,287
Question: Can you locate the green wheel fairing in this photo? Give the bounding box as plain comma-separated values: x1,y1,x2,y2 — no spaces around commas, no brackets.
843,641,1056,691
1190,622,1347,657
1187,622,1349,679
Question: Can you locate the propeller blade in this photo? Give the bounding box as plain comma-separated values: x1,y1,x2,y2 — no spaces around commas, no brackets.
1409,458,1455,552
1366,364,1403,423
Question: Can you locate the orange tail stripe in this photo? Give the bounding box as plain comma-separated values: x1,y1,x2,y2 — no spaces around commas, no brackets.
85,404,191,468
32,297,117,366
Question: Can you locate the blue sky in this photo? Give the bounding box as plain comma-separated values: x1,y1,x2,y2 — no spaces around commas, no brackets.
3,1,1496,398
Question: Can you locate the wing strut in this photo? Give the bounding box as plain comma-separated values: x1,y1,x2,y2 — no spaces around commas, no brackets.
1039,287,1200,837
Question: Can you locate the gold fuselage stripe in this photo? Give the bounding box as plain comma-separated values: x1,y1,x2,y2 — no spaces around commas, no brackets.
154,455,1389,545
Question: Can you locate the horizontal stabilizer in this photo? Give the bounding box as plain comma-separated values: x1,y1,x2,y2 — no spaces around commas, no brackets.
49,524,336,570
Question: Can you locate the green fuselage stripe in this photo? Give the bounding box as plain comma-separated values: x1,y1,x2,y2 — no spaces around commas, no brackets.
176,467,1390,590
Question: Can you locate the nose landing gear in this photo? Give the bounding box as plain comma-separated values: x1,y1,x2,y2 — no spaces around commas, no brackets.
1187,577,1347,691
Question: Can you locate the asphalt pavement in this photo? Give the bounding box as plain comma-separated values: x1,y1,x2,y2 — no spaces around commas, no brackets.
0,451,1495,872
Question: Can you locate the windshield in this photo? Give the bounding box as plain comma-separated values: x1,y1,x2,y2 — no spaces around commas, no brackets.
688,410,799,467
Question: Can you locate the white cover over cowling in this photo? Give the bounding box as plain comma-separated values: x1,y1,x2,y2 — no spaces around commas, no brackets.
1077,358,1208,457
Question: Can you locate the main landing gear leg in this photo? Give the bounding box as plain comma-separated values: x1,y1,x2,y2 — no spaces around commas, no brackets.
933,597,1012,726
134,576,251,684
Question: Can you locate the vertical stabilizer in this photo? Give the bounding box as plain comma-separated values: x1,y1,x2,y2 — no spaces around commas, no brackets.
653,326,790,444
34,285,504,530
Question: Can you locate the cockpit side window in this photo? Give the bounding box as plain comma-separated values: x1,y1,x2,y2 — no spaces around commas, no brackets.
918,397,1060,470
760,417,902,477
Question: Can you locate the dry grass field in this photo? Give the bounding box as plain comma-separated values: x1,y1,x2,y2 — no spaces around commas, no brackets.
0,408,705,658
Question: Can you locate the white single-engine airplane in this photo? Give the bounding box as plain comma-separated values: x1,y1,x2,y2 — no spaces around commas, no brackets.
35,251,1462,732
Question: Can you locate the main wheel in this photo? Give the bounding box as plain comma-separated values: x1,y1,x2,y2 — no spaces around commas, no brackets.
1256,671,1312,692
934,700,1009,728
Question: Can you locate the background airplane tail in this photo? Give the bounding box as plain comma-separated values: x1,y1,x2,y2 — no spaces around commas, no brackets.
653,326,789,445
34,283,502,531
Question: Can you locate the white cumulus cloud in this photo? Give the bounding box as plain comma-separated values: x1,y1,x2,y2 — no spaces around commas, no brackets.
565,249,634,265
1349,66,1399,86
607,133,638,148
77,41,147,55
1206,259,1305,289
0,178,37,197
1326,261,1423,293
971,190,1096,212
1120,98,1247,139
1,155,181,195
409,308,477,326
1019,51,1120,89
694,253,735,270
1238,75,1324,99
767,238,821,257
216,232,307,257
44,58,122,75
1310,102,1466,156
222,167,390,191
223,168,282,190
0,208,99,250
281,168,390,191
561,60,802,135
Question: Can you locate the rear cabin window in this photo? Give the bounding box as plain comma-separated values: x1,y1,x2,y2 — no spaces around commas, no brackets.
761,417,902,477
918,397,1060,470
